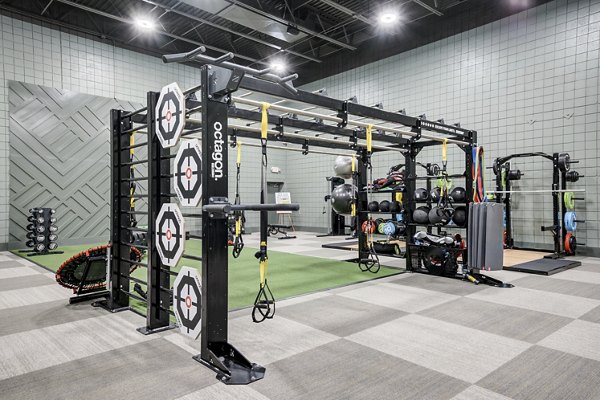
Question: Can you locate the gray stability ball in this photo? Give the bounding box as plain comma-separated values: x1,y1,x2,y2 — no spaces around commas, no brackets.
334,156,353,179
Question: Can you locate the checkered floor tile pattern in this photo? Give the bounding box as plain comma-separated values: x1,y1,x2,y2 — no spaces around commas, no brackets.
1,232,600,400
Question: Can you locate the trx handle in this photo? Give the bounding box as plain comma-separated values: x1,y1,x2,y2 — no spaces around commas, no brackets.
261,103,271,140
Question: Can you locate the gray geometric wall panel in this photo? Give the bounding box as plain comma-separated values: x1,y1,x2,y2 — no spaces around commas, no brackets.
9,81,144,246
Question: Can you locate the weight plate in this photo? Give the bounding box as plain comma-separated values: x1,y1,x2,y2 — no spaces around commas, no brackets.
155,203,185,267
155,82,185,148
564,211,577,232
173,266,202,339
174,139,202,207
563,191,575,210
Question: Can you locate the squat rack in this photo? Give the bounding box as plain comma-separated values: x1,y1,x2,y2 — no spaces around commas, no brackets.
106,45,477,385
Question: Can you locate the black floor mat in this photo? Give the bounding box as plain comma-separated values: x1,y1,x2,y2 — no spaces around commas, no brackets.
503,258,581,276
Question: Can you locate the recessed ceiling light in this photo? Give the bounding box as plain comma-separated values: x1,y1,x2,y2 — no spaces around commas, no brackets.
270,60,287,74
134,17,156,30
378,10,399,25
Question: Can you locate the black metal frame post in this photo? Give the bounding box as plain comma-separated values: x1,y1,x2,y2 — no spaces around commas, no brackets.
356,151,369,260
140,91,174,334
103,109,133,311
194,66,265,384
404,145,418,270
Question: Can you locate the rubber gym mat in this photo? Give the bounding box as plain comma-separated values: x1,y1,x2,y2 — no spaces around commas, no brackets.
503,258,581,276
13,240,400,315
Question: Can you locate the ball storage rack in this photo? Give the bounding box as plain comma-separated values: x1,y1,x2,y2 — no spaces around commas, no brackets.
102,45,493,385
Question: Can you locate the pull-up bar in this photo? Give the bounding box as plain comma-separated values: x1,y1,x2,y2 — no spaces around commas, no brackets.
233,96,468,146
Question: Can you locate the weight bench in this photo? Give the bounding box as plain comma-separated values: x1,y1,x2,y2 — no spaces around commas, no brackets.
267,224,296,240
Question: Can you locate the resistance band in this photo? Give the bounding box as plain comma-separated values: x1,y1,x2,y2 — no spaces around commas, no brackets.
472,146,486,203
252,103,275,323
232,141,244,258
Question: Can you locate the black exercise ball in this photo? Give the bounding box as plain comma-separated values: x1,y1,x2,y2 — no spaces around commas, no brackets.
389,201,401,213
428,206,452,225
379,200,391,212
367,201,379,212
412,206,430,224
415,188,429,201
430,187,441,202
452,206,467,227
330,184,356,215
450,187,466,202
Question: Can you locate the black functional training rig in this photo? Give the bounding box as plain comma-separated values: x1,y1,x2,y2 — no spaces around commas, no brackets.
103,45,495,385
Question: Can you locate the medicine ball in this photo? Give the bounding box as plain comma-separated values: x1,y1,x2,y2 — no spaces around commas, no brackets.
393,221,407,236
383,221,396,236
333,156,353,179
330,184,356,215
379,200,391,212
377,222,386,234
430,187,441,202
452,206,467,227
428,206,452,225
367,201,379,212
412,206,430,225
415,188,429,202
389,201,401,213
450,187,466,202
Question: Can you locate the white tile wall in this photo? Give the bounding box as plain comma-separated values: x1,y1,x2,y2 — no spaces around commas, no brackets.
0,13,288,245
294,0,600,251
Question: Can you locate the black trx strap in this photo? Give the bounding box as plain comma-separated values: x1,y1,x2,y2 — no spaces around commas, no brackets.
232,140,244,258
252,103,275,323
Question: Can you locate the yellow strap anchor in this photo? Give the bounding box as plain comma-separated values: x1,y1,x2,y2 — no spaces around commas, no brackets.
261,103,271,140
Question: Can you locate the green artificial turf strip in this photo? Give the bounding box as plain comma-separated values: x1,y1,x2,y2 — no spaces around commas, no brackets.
15,240,400,315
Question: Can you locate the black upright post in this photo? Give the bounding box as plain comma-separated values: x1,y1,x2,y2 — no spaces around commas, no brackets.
404,146,418,270
106,109,132,311
356,151,368,260
195,66,264,384
551,153,561,255
503,164,514,248
141,91,172,334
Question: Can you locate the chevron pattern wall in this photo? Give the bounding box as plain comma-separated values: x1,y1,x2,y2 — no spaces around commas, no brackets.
8,81,145,247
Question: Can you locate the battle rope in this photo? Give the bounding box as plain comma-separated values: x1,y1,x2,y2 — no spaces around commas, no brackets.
232,141,244,258
358,125,380,273
252,103,275,322
472,146,486,203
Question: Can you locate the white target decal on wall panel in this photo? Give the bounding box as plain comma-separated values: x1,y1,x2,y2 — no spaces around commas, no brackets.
155,82,185,148
174,139,202,207
173,266,202,339
155,203,185,266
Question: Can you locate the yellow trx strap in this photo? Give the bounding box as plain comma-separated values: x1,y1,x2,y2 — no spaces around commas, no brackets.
261,103,271,140
395,192,403,203
235,219,241,236
442,138,448,163
236,141,242,166
366,124,373,154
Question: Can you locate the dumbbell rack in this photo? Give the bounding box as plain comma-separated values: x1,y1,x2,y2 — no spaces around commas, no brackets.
20,208,63,257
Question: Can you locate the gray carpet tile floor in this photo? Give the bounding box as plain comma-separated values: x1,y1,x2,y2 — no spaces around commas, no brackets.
1,233,600,400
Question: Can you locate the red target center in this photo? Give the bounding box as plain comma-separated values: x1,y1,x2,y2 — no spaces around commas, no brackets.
185,295,192,308
166,229,172,240
166,110,172,121
185,167,193,180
